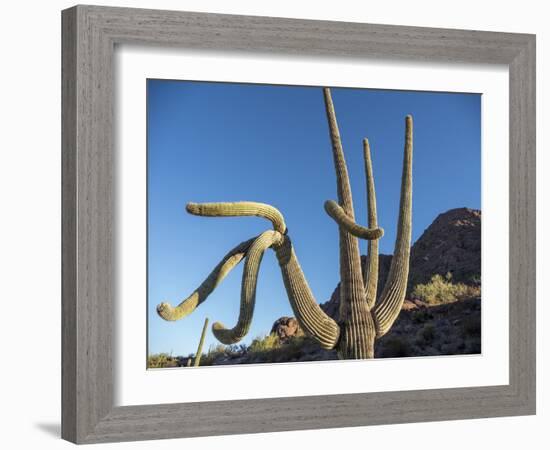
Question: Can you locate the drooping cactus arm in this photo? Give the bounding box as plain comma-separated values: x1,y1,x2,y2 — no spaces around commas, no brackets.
324,200,384,240
373,116,413,337
363,138,380,308
212,231,280,345
186,201,286,234
156,237,255,321
273,236,340,350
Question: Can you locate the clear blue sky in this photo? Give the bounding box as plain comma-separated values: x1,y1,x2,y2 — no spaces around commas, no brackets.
147,79,480,357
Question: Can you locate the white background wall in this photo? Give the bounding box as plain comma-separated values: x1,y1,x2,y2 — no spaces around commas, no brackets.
0,1,546,448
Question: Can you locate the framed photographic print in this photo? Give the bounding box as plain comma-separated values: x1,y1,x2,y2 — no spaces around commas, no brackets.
61,4,535,444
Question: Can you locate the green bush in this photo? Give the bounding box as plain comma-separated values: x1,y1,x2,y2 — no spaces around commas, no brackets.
147,353,180,368
248,333,314,363
199,343,236,366
412,273,480,305
249,333,280,353
176,333,313,366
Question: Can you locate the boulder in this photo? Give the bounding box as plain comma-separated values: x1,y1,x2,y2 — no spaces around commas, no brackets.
270,316,303,342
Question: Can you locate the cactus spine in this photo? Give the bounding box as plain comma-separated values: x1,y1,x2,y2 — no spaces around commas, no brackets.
157,88,413,359
193,317,209,367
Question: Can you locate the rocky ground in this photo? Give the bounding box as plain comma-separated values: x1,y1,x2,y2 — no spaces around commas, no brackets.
197,296,481,365
150,207,482,367
375,297,481,357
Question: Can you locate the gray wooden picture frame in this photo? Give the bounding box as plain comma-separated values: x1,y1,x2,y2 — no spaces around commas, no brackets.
61,4,536,444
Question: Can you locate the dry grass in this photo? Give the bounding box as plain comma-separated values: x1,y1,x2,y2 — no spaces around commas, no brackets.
147,353,181,368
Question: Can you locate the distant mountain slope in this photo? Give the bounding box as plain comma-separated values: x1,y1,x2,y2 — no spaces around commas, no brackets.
408,207,481,287
321,208,481,321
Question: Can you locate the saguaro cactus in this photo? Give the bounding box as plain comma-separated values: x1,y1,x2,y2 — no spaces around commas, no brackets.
157,88,413,359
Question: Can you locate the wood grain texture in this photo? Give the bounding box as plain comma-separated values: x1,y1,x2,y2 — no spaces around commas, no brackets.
61,4,536,444
61,7,77,443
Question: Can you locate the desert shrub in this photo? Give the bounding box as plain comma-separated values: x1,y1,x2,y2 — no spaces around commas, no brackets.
246,334,313,363
199,343,235,366
469,274,482,286
412,309,433,323
190,334,313,365
418,324,435,344
249,333,280,353
379,337,412,358
147,353,180,368
412,274,480,305
281,335,310,357
274,336,307,362
462,315,482,337
209,343,228,354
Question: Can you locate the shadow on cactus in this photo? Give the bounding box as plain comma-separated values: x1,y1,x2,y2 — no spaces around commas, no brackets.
156,88,413,360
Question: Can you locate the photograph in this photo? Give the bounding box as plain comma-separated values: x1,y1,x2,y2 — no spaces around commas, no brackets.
147,80,482,368
2,0,540,446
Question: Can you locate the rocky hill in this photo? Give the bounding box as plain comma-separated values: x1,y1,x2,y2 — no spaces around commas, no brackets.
408,207,481,287
321,207,481,322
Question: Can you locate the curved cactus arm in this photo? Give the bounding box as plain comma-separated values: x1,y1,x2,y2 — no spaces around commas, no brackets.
186,201,287,234
373,116,413,337
362,138,380,308
156,237,255,321
212,231,281,345
324,200,384,240
273,236,340,350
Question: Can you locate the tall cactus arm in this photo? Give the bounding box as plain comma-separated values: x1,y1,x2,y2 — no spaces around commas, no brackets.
324,200,384,240
363,138,380,308
186,201,287,234
373,116,413,337
194,317,209,367
212,231,281,344
273,236,340,350
156,237,255,321
323,87,366,322
323,88,355,215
